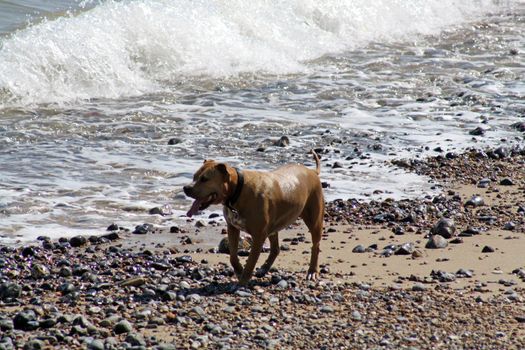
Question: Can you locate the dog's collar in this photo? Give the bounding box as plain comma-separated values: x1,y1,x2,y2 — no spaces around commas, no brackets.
226,167,244,210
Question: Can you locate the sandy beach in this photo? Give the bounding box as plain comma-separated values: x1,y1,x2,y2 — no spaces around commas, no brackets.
1,148,524,349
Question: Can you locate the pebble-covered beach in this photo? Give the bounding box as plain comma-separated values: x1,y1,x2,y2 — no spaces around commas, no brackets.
1,147,525,349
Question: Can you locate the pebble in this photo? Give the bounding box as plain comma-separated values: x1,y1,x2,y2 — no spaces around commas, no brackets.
482,246,495,253
0,282,22,300
499,178,514,186
425,235,448,249
149,204,173,216
430,218,455,238
465,195,485,208
113,320,133,334
69,235,87,247
412,283,427,292
469,127,485,136
477,178,491,188
394,243,415,255
352,245,366,253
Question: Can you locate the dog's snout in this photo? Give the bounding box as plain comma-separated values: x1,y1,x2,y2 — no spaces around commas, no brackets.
183,185,193,196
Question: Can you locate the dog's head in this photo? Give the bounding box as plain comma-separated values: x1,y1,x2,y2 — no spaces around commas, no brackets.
183,160,232,217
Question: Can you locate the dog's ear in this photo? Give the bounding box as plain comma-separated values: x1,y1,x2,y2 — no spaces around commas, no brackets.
215,163,228,176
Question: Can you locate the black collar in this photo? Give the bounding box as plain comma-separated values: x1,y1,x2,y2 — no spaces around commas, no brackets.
226,168,244,210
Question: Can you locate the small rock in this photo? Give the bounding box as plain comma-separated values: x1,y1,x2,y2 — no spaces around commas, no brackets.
320,306,334,313
500,178,514,186
431,218,456,238
218,236,251,254
195,220,207,228
107,223,119,231
482,245,495,253
465,195,484,208
503,222,516,231
149,204,173,216
133,224,153,234
477,178,491,188
352,245,366,253
274,136,290,147
426,235,448,249
167,138,182,145
394,243,414,255
69,235,87,247
412,283,427,291
113,320,133,334
119,277,146,287
515,316,525,323
0,282,22,300
332,162,344,169
469,127,485,136
30,264,50,279
87,339,105,350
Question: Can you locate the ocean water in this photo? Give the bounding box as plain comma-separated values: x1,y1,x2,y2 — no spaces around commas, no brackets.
0,0,523,242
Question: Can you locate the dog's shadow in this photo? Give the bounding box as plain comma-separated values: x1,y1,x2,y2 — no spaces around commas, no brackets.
177,279,272,298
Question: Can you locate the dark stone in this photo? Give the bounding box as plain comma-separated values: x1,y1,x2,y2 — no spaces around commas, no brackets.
449,237,463,244
321,182,330,189
23,339,44,350
469,127,485,136
167,138,182,145
176,255,193,264
13,310,37,330
107,223,119,231
465,195,484,208
170,226,180,233
431,270,456,282
515,316,525,323
459,227,481,237
21,246,36,257
133,223,153,234
511,122,525,132
69,235,87,248
500,178,514,186
0,282,22,300
482,245,495,253
332,162,344,169
113,320,133,334
102,232,119,241
477,178,491,188
431,218,456,238
274,136,290,147
394,243,414,255
503,221,516,231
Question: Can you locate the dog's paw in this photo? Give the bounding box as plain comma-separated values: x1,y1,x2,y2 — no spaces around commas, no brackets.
306,271,318,281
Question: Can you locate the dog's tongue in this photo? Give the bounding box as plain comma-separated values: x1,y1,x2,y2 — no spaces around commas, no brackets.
186,198,203,218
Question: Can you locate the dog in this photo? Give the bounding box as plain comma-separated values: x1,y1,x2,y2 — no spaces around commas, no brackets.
183,151,324,285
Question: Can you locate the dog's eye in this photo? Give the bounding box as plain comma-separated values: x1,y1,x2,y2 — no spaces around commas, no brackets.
200,177,208,183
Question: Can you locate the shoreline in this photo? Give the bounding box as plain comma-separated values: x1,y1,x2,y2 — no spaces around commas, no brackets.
1,147,524,348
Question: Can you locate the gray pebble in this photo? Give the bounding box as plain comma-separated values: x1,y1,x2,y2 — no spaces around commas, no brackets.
425,235,448,249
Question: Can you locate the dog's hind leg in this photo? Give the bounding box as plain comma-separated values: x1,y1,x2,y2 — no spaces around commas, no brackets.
301,192,324,281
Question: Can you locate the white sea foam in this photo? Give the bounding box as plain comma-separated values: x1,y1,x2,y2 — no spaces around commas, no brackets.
0,0,504,106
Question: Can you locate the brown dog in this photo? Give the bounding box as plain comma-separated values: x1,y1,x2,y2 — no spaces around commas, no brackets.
183,152,324,285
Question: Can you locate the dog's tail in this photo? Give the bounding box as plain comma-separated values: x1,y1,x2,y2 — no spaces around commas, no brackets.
311,149,321,175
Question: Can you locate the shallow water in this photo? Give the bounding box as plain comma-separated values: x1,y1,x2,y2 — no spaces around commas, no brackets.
0,0,523,242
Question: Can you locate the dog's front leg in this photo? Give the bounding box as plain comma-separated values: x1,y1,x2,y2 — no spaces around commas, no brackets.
227,224,243,278
255,232,279,278
238,234,266,285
